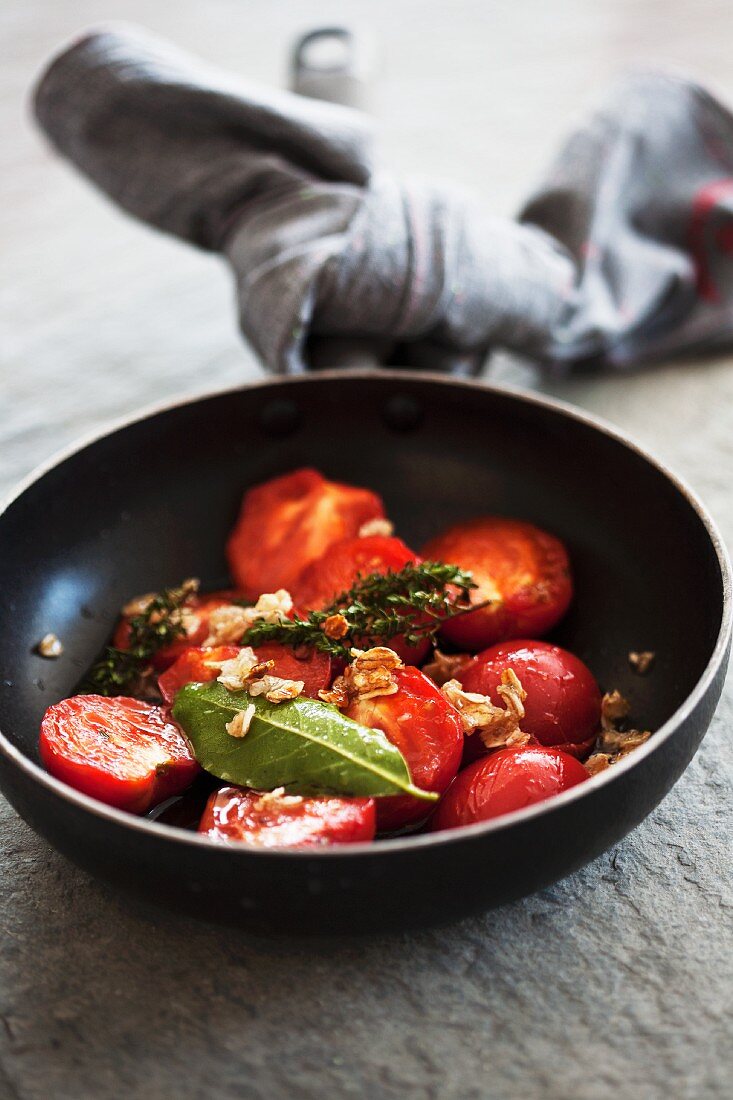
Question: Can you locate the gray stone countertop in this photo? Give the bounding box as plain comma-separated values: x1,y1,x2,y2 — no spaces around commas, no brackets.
0,2,731,1097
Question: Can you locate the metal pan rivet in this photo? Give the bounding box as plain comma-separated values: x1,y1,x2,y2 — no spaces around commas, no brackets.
383,394,424,432
258,399,302,437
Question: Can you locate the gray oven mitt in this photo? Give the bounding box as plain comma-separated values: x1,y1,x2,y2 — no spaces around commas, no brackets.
34,26,733,375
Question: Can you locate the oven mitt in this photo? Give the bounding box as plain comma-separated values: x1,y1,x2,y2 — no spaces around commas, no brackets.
33,26,733,375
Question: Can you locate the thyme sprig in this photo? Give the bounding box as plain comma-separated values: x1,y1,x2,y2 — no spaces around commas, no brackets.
83,579,199,696
242,561,481,659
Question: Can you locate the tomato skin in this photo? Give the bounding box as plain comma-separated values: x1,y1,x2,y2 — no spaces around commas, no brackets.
294,536,417,610
158,645,240,704
226,468,385,599
421,518,572,650
252,643,333,700
198,786,376,848
39,696,199,814
113,589,238,671
344,667,463,832
461,640,601,763
293,535,431,665
158,642,333,705
432,745,588,831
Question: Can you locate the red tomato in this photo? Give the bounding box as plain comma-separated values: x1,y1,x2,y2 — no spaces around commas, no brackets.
39,695,199,814
461,640,601,763
198,786,376,848
345,667,463,832
294,534,431,660
158,645,240,704
113,589,238,671
253,642,333,700
294,535,416,609
293,535,431,665
226,468,385,599
421,518,572,650
432,745,588,831
158,643,333,705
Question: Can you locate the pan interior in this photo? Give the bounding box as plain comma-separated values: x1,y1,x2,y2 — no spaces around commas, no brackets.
0,375,724,789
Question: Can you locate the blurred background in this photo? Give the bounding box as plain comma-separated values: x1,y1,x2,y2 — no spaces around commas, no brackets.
3,0,733,499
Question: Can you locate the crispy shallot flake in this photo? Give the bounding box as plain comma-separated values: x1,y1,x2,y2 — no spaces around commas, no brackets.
358,517,395,538
215,647,303,702
442,670,530,750
226,703,256,739
250,589,294,622
123,577,200,619
497,668,526,720
628,650,655,675
319,681,350,709
345,646,403,700
248,675,304,703
586,689,652,775
205,605,254,645
585,729,651,776
422,648,472,687
215,647,274,691
255,787,304,809
177,607,202,635
597,727,652,756
37,632,63,659
122,592,157,618
322,613,350,640
584,752,612,776
204,589,293,645
320,646,404,708
600,689,631,732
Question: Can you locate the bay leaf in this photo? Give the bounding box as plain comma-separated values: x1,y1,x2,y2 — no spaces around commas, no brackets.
173,681,436,801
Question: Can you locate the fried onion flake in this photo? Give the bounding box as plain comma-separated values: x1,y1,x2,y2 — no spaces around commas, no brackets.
442,669,530,750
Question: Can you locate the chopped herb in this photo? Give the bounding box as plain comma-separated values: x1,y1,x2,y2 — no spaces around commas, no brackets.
82,579,199,696
243,561,483,659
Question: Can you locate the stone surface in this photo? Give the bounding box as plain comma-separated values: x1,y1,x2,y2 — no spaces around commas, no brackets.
0,2,731,1098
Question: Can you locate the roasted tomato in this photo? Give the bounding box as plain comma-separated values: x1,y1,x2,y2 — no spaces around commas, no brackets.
157,645,240,704
432,745,588,831
461,640,601,763
198,786,376,848
113,589,238,671
345,666,463,832
158,643,332,705
293,535,431,664
253,642,333,699
39,695,199,814
226,468,385,598
422,518,572,650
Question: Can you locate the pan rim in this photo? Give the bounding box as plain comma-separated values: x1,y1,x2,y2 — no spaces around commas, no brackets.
0,368,730,858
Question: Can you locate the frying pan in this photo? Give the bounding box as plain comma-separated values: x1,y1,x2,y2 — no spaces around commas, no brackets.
0,370,729,933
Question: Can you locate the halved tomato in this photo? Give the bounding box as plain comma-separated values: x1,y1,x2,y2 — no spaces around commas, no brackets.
158,645,240,704
198,786,376,848
112,589,238,671
293,535,431,664
422,518,572,650
226,468,385,599
253,642,333,700
344,666,464,832
460,640,601,763
158,642,333,704
432,745,588,831
39,695,199,814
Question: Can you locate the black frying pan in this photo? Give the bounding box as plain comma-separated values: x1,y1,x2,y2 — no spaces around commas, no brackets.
0,370,729,933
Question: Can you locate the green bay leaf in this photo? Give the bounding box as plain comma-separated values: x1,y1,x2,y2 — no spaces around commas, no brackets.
172,680,437,801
